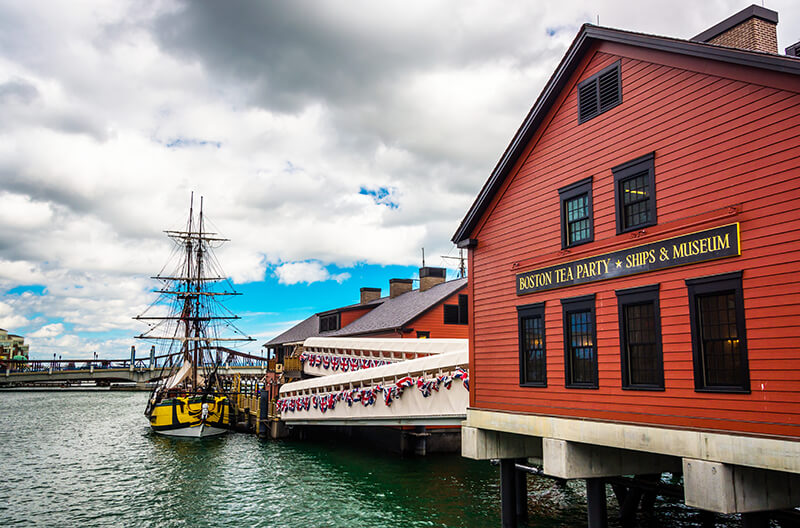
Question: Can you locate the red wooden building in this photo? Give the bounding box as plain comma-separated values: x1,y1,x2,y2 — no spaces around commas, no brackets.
265,266,468,361
454,5,800,526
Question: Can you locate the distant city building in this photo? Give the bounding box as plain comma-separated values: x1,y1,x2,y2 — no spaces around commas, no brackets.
0,329,29,360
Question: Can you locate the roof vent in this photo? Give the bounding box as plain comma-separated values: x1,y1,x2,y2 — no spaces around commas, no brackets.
787,41,800,57
578,61,621,123
692,5,778,54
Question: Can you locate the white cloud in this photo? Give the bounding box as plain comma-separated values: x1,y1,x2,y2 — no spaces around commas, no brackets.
274,261,351,285
1,0,797,356
0,299,30,330
28,322,64,338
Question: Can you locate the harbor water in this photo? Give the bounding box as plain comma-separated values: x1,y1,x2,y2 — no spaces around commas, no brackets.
0,391,740,527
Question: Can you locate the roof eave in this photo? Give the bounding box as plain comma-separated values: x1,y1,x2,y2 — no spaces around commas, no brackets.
451,24,800,245
451,24,593,245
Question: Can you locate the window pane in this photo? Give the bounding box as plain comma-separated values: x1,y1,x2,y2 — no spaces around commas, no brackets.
566,194,590,244
622,172,650,228
568,310,594,385
522,315,545,384
566,195,587,221
623,302,659,386
698,292,743,387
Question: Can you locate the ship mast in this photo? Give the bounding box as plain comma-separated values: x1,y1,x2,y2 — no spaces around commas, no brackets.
185,193,194,387
193,196,204,389
134,193,255,392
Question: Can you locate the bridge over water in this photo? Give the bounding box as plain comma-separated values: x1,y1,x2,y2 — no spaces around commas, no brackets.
0,350,270,386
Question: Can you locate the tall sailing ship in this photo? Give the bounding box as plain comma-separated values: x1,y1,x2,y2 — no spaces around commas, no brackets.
137,195,254,437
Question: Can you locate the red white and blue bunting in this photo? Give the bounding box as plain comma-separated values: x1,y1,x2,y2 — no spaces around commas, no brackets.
277,367,469,415
299,352,391,373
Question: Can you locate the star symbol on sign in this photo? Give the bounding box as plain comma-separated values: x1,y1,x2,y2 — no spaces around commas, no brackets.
616,260,622,268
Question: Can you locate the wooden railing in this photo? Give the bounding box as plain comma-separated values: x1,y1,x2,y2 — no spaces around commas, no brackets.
283,357,302,371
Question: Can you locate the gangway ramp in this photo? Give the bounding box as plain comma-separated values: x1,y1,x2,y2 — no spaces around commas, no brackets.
280,338,468,426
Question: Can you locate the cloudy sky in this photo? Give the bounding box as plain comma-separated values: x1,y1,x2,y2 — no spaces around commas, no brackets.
1,1,798,359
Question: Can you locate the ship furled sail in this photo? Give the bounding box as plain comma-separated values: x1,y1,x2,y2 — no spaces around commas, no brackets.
137,194,254,437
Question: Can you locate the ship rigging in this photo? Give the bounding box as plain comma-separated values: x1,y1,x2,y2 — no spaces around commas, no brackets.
137,194,254,437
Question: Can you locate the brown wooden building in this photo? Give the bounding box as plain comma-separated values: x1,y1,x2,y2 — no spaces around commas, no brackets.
453,5,800,526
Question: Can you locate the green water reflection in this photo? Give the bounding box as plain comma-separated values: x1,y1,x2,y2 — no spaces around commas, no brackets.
0,391,739,527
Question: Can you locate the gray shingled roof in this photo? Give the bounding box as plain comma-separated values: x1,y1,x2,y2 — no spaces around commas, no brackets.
329,278,467,336
265,314,321,346
265,297,385,346
264,278,468,345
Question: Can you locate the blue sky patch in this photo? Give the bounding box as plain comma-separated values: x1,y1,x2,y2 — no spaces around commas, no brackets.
165,137,222,149
359,186,399,209
6,284,46,296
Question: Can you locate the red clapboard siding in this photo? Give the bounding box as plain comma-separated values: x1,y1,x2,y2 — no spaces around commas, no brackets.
402,290,469,339
340,306,378,328
467,42,800,439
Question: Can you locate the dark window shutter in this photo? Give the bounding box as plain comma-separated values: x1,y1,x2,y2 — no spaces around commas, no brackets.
458,294,468,324
578,61,621,123
443,305,459,324
578,81,599,122
598,67,620,111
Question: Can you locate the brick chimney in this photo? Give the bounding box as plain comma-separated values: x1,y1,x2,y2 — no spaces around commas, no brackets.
389,278,413,298
360,287,381,304
419,267,446,292
692,5,778,54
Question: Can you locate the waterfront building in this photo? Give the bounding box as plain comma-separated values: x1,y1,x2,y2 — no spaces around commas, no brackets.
452,5,800,526
0,329,29,361
265,266,468,366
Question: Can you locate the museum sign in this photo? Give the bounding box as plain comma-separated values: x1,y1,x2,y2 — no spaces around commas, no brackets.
516,223,740,295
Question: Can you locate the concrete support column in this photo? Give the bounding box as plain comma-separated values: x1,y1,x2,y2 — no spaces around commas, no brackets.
684,458,800,514
543,439,680,479
500,458,517,528
462,426,543,460
586,478,608,528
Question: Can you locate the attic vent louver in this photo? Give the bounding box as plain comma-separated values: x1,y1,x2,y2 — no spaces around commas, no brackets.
578,61,621,123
